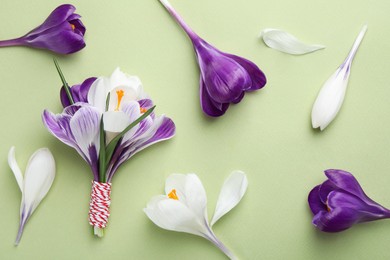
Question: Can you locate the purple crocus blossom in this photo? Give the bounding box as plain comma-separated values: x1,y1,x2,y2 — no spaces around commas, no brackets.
158,0,266,117
0,4,85,54
308,169,390,232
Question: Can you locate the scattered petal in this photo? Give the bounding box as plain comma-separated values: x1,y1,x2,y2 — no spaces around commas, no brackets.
261,28,325,55
211,171,248,226
311,25,367,130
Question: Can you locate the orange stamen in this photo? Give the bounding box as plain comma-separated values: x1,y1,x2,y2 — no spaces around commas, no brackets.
140,107,147,113
70,23,75,30
115,90,125,111
168,189,179,200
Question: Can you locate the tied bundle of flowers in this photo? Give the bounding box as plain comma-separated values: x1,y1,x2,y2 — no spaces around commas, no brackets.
42,61,175,237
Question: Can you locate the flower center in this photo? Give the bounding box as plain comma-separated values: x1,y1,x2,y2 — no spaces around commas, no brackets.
115,90,125,111
70,23,75,30
140,107,147,113
168,189,179,200
326,200,331,212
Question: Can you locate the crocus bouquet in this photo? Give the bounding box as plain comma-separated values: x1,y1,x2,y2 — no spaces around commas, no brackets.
42,63,175,237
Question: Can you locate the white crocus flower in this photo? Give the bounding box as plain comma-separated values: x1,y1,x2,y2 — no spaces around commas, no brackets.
311,25,367,131
87,67,148,143
8,146,56,245
144,171,248,259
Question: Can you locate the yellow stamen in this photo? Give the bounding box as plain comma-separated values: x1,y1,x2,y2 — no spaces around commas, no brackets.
326,200,331,212
115,90,125,111
140,107,147,113
168,189,179,200
70,23,75,30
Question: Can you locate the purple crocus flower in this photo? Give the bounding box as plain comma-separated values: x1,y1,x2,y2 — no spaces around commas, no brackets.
0,4,85,54
158,0,266,117
308,169,390,232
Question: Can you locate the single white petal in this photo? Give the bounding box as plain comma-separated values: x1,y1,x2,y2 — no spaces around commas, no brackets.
311,68,349,130
311,25,367,131
87,77,111,112
22,148,56,214
144,195,208,236
210,171,248,226
261,28,325,55
165,173,208,221
8,146,23,192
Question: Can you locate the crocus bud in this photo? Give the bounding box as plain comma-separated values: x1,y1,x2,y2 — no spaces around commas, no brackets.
308,169,390,232
158,0,266,117
0,4,86,54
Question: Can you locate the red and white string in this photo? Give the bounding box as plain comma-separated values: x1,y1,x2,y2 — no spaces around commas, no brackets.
88,181,112,228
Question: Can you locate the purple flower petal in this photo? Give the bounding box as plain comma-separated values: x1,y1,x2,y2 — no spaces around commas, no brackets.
26,4,77,35
308,185,326,215
200,77,229,117
224,53,267,91
61,77,97,107
318,180,338,204
312,207,359,233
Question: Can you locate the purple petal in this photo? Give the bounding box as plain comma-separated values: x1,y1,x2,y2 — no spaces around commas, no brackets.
24,24,85,54
324,169,378,206
42,109,76,147
308,185,326,215
318,180,338,204
195,40,250,103
138,99,154,109
224,53,267,91
61,77,97,107
26,4,76,36
312,207,359,232
327,191,390,220
200,77,229,117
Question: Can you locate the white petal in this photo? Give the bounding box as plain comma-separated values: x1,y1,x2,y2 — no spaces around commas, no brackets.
210,171,248,226
22,148,55,215
109,68,147,100
144,195,208,237
311,25,367,131
261,28,325,55
311,68,349,130
165,174,208,222
8,146,23,192
87,77,111,112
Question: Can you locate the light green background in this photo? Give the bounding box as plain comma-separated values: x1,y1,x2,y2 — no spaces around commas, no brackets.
1,0,390,259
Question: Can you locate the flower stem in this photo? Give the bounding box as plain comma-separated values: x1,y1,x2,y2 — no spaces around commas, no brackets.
342,25,367,66
158,0,199,42
204,226,238,260
94,227,104,237
0,38,24,47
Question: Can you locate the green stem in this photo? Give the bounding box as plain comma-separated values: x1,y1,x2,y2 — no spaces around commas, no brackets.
53,58,74,105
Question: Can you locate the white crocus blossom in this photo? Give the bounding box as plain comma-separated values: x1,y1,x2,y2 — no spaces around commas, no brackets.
144,171,248,260
311,25,367,131
87,67,148,143
8,146,56,245
261,28,325,55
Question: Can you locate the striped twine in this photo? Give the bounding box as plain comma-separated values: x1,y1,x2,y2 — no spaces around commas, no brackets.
88,181,112,228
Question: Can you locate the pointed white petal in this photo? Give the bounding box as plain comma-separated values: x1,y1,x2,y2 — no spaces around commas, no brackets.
22,148,55,214
144,195,208,237
8,146,23,192
311,68,349,130
311,25,367,131
210,171,248,226
103,111,132,133
165,174,208,221
261,28,325,55
87,77,111,112
109,68,147,100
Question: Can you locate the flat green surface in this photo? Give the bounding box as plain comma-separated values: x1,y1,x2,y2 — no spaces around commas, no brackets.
1,0,390,259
